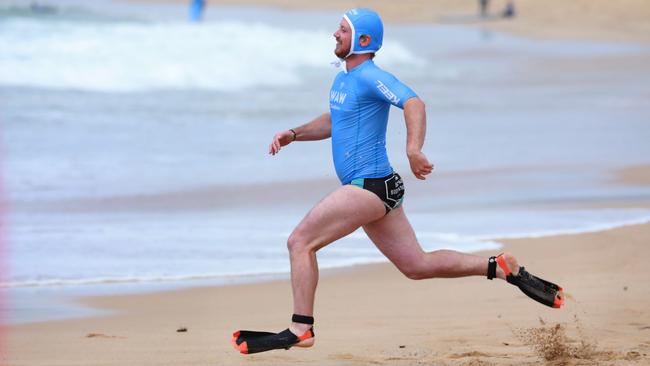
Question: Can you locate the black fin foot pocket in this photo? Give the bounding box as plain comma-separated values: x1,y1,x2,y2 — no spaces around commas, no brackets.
508,267,564,308
231,330,277,349
232,313,315,354
233,328,314,354
489,254,564,308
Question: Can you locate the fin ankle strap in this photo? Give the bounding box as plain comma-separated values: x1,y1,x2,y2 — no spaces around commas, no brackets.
487,256,497,280
292,314,314,325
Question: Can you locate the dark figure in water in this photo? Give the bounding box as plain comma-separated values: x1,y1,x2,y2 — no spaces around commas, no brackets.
479,0,490,17
30,2,57,14
503,1,516,18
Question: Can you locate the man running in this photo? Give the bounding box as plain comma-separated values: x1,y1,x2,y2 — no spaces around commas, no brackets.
232,8,563,355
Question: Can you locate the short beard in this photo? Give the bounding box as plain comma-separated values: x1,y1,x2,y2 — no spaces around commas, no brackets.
334,46,350,59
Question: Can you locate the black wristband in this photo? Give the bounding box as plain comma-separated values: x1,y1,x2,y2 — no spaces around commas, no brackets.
289,129,297,141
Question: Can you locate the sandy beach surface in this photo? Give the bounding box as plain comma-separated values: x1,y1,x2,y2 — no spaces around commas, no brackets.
6,165,650,366
132,0,650,43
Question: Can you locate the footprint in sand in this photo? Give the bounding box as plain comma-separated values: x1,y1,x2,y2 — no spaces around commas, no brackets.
85,333,123,339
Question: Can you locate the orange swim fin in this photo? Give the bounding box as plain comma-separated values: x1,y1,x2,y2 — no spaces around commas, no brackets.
231,314,315,354
232,328,314,354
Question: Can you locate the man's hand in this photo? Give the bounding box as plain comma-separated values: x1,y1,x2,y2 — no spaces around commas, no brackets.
407,150,434,180
269,130,295,155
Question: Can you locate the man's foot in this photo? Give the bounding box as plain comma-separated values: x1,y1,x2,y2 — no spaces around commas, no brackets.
495,252,520,280
290,323,315,348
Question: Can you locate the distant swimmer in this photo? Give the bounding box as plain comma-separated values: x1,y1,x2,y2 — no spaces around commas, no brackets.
188,0,205,22
231,8,564,355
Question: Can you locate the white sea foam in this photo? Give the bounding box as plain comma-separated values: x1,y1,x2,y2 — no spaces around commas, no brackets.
5,209,650,289
0,18,421,92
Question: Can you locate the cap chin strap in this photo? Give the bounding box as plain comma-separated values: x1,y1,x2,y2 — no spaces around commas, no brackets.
342,14,356,59
330,59,345,72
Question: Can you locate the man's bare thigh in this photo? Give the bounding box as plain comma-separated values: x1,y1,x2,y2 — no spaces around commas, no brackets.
363,206,425,269
291,185,386,251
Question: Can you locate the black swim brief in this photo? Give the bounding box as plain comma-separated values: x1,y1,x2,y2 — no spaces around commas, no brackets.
349,172,405,214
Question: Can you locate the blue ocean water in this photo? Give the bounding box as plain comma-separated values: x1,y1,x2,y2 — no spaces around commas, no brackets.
1,1,650,323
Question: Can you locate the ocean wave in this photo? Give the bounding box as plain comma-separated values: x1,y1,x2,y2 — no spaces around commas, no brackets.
0,17,422,92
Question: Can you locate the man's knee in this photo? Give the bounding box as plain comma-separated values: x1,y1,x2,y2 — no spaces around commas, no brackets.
397,259,432,280
287,232,301,253
401,266,428,280
287,231,313,255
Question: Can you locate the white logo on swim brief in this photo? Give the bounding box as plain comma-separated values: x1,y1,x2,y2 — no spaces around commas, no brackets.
383,175,404,205
375,80,400,105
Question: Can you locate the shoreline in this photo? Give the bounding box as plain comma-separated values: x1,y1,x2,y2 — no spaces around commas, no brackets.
5,211,650,295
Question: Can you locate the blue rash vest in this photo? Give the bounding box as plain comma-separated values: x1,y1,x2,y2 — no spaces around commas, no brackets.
329,59,417,184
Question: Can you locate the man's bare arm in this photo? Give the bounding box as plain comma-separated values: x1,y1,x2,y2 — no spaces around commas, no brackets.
269,113,332,155
403,98,434,179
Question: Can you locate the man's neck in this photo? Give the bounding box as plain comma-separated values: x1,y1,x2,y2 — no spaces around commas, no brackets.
345,53,373,71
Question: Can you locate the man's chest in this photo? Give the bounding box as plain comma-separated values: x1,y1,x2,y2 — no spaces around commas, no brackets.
329,77,362,112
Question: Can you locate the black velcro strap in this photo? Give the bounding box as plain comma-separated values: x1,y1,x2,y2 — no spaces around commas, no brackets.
487,256,497,280
292,314,314,325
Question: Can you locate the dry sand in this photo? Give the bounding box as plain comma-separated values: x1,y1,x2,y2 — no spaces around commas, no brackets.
131,0,650,43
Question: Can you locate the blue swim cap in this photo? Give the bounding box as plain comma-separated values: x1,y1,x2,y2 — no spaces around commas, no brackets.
342,8,383,58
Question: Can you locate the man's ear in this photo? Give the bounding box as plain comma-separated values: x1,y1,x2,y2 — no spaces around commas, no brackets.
359,35,371,47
